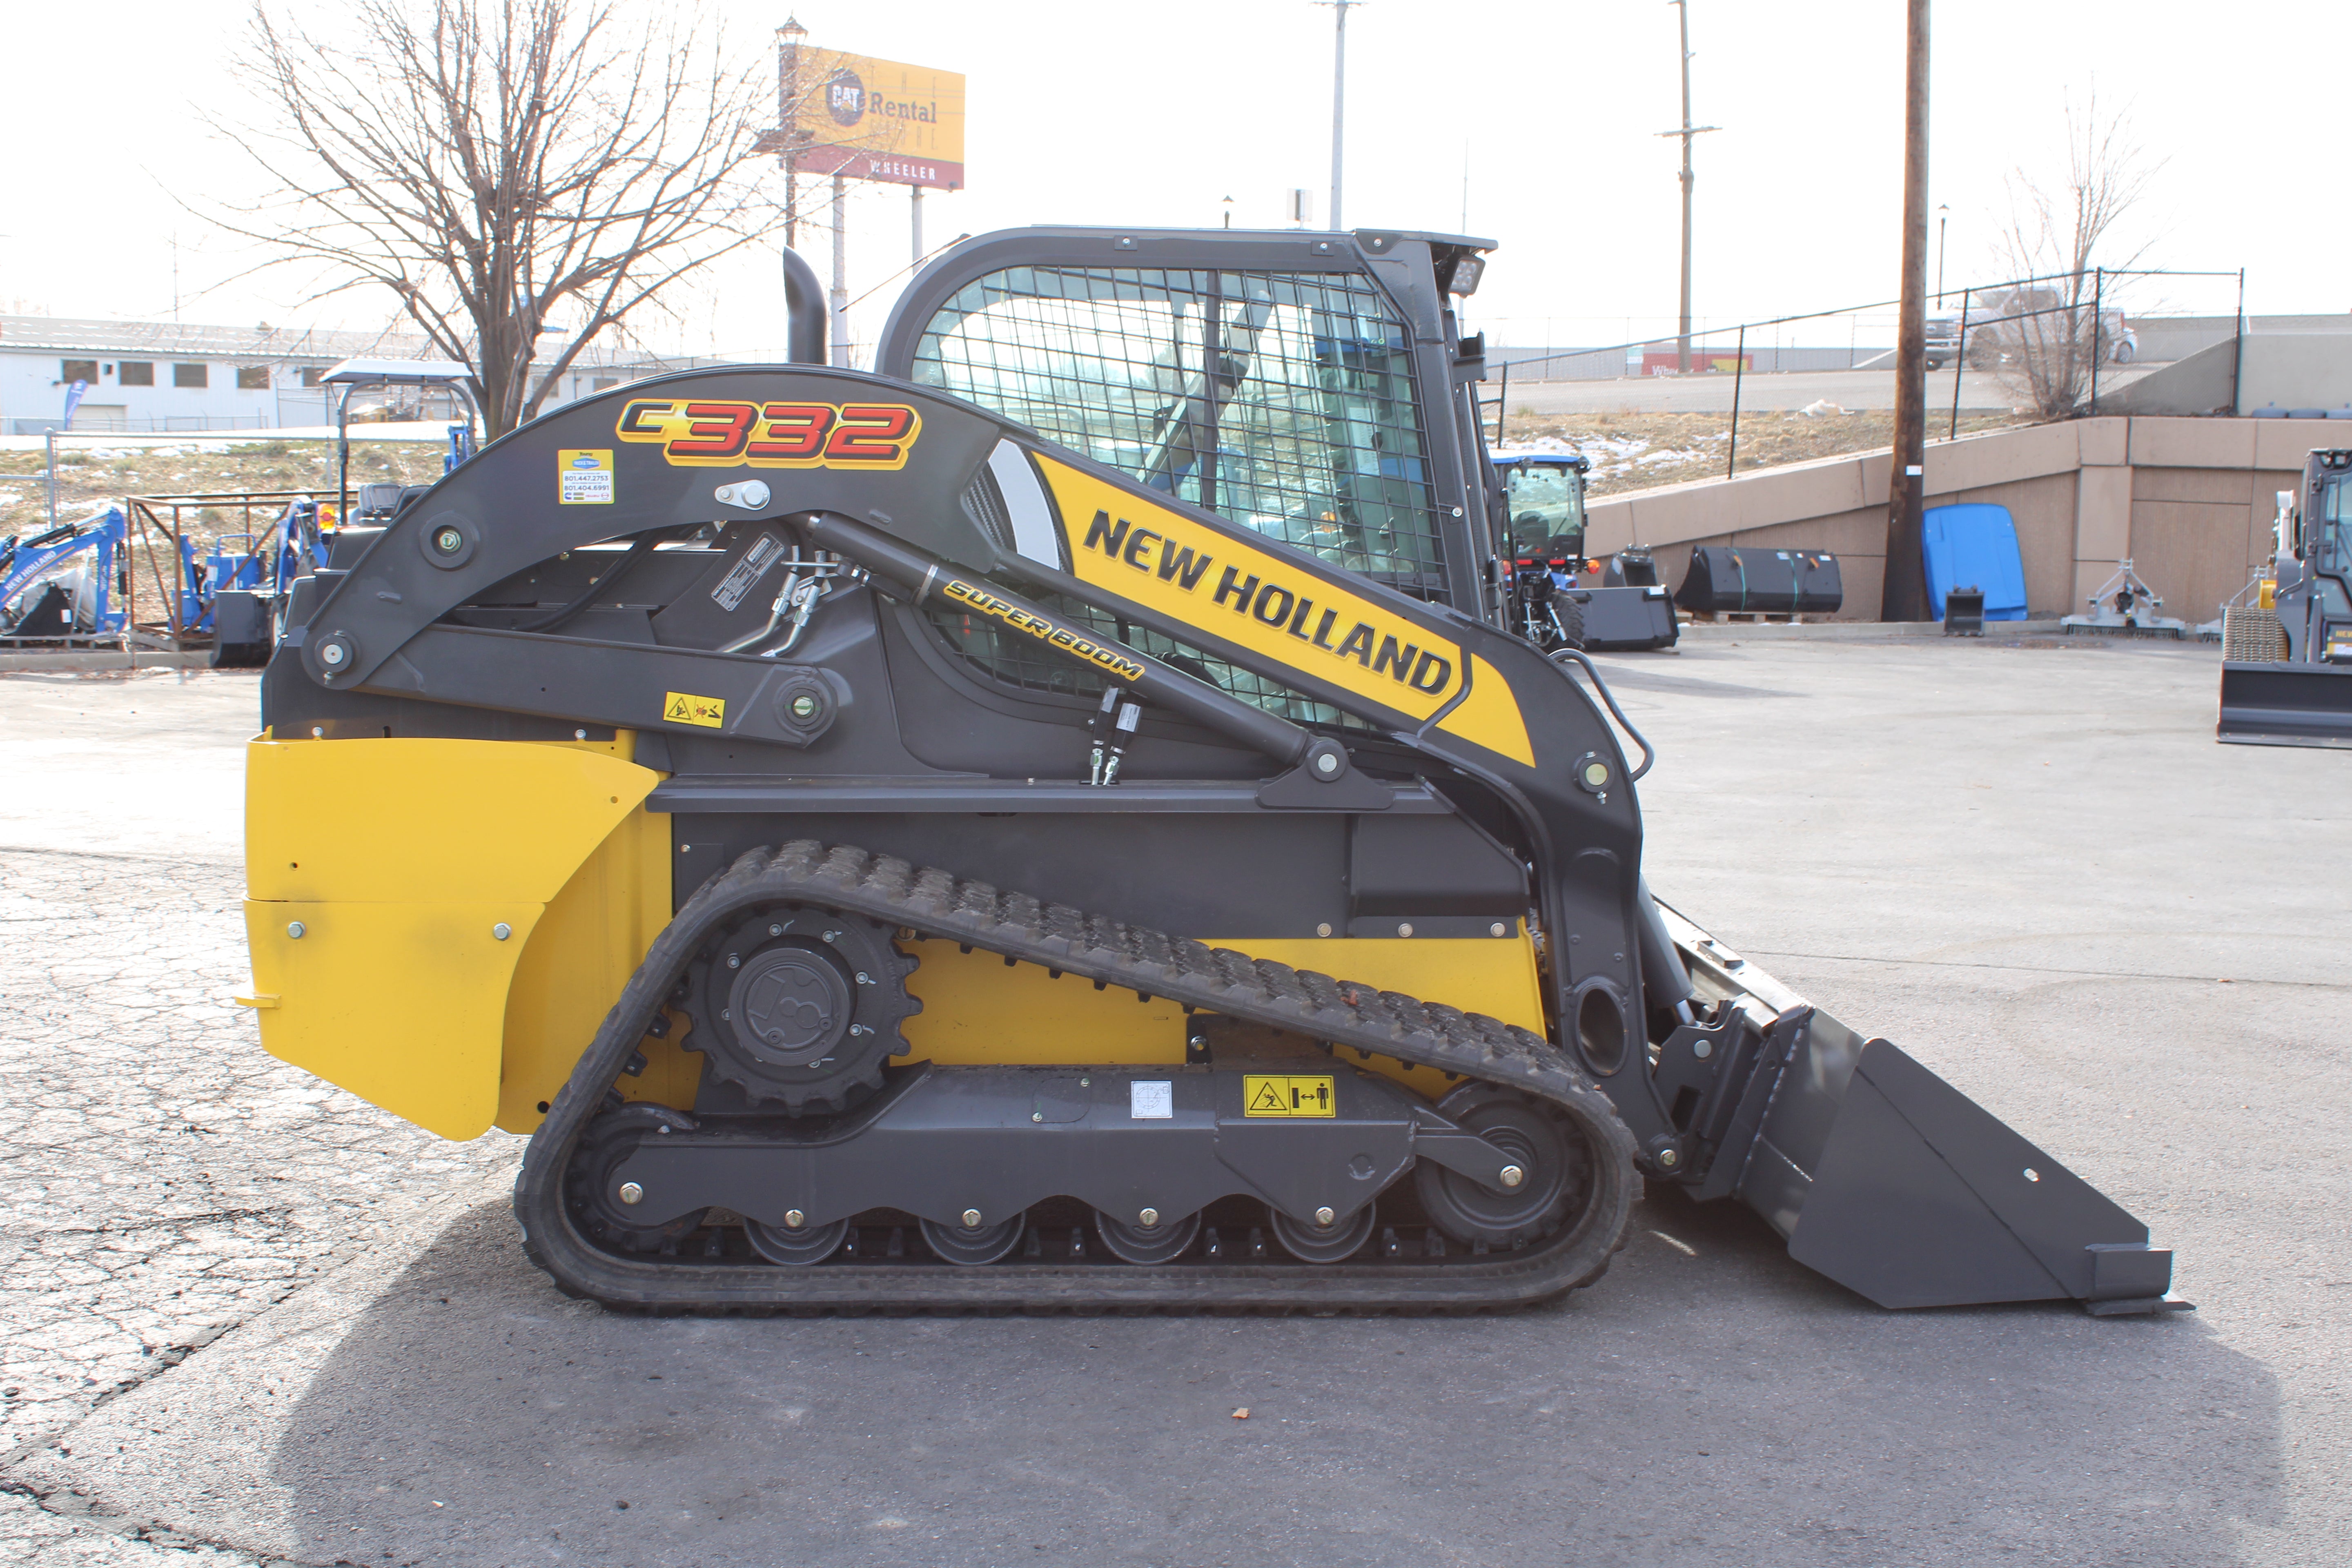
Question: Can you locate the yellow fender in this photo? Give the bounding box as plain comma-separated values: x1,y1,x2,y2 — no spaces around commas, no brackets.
242,736,663,1140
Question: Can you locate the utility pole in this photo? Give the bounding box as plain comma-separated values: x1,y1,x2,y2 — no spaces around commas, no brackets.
1657,2,1717,373
1320,0,1359,232
1880,0,1931,624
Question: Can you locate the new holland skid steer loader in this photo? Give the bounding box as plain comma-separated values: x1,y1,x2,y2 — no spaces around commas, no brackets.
239,227,2181,1314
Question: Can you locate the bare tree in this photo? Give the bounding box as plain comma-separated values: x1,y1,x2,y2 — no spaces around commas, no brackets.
215,0,774,435
1988,97,2163,420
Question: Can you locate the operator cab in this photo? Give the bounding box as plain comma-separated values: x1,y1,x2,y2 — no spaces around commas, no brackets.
1492,454,1590,566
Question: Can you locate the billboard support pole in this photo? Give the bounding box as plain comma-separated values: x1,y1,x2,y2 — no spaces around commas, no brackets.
778,18,805,251
830,174,851,368
912,187,924,268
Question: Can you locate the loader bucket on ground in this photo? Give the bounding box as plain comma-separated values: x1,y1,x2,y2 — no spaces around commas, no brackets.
1784,1040,2174,1310
1742,1024,2179,1312
1662,908,2182,1314
2218,660,2352,747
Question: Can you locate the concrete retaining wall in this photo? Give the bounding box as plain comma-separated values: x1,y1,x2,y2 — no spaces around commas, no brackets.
1584,415,2325,622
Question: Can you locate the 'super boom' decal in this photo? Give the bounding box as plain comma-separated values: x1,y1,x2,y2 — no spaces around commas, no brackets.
938,577,1148,683
616,398,921,470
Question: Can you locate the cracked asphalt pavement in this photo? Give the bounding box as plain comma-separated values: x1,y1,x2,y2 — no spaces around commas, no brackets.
0,672,513,1564
0,646,2346,1566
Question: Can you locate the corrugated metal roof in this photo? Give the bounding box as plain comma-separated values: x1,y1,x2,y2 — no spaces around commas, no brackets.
0,315,406,361
0,314,696,368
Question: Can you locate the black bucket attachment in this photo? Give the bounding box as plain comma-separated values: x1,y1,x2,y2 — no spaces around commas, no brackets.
2217,659,2352,748
1655,903,2187,1315
1567,584,1679,651
1675,546,1844,616
1702,1008,2182,1312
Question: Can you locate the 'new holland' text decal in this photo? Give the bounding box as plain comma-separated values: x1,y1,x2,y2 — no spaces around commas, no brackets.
1036,455,1465,722
615,399,921,470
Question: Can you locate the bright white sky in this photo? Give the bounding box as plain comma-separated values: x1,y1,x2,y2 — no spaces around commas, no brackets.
1,0,2343,359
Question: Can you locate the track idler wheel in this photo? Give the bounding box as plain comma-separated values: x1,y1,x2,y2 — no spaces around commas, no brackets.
567,1103,708,1254
683,904,917,1114
920,1211,1028,1265
1268,1203,1377,1263
1413,1083,1590,1249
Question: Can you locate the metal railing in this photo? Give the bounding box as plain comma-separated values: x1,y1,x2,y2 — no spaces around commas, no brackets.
1477,266,2246,479
7,414,281,437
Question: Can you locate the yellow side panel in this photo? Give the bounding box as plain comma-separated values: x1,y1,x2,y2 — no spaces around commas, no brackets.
898,932,1548,1102
1212,934,1547,1033
245,900,543,1140
247,737,658,904
1433,654,1537,768
496,803,688,1132
901,938,1191,1064
243,735,666,1141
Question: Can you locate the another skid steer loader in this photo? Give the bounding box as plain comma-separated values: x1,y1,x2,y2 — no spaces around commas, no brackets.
2217,448,2352,746
239,227,2180,1314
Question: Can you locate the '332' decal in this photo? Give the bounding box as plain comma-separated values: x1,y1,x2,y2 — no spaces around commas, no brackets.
615,399,921,470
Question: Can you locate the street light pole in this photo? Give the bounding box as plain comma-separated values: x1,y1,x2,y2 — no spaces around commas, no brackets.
1658,2,1718,373
1321,0,1359,231
1936,203,1949,303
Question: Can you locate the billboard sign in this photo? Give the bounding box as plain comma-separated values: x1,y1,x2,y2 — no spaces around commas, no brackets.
775,49,965,192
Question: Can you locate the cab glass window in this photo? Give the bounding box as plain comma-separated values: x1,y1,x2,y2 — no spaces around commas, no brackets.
2315,477,2352,582
911,266,1443,596
1502,464,1586,556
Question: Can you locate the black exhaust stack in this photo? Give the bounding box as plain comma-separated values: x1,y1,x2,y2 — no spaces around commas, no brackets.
782,247,828,365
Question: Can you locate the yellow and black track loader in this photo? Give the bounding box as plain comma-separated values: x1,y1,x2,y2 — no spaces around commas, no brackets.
241,229,2181,1314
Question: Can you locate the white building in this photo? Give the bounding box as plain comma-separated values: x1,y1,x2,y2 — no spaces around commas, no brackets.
0,315,709,435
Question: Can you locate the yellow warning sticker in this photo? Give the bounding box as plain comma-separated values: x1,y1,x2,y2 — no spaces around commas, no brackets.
663,691,726,728
1243,1074,1336,1118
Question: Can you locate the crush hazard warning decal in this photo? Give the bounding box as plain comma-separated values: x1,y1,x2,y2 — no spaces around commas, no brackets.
1242,1074,1335,1118
662,691,726,728
616,398,920,470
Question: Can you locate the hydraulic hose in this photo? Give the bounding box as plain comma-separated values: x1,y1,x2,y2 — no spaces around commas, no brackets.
512,533,658,635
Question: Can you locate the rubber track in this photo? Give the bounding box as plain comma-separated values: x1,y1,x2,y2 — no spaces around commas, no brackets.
515,841,1639,1313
